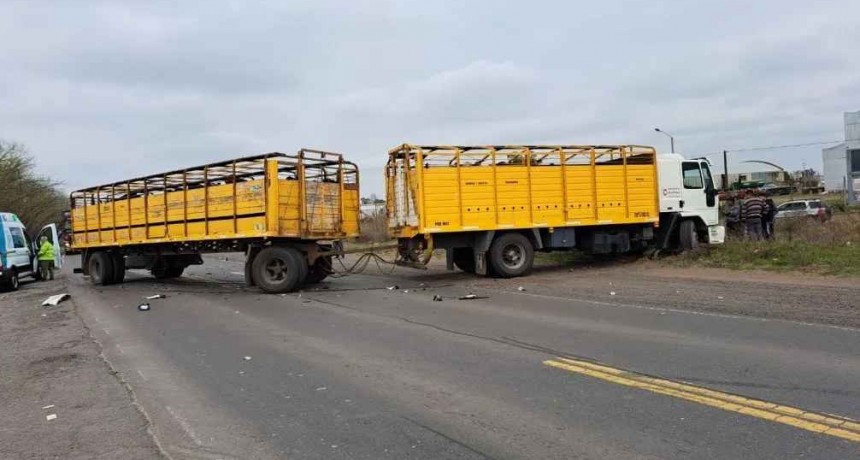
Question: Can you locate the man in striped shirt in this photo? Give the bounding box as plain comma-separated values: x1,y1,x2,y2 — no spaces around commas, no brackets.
740,192,765,240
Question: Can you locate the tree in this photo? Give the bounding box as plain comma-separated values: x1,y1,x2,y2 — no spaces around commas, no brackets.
0,141,67,233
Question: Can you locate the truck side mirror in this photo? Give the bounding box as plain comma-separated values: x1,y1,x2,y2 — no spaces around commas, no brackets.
705,183,716,207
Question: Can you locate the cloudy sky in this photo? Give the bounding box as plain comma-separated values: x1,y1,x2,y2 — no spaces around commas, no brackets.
2,0,858,194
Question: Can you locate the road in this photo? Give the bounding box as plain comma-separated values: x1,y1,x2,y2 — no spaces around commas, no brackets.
66,254,860,459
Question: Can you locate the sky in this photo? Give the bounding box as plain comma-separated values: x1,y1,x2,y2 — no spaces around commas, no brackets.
1,0,859,195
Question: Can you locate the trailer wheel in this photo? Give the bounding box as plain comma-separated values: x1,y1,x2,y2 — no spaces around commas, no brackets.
679,219,700,252
452,248,476,273
252,246,306,293
488,233,534,278
152,261,184,279
88,251,115,286
111,253,126,284
305,256,332,284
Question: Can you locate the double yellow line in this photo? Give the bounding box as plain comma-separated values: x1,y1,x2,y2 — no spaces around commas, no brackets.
544,357,860,443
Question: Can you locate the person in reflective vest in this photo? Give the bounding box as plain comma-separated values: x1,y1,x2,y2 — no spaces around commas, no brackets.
38,236,55,280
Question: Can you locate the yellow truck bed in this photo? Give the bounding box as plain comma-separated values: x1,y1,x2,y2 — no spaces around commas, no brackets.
387,145,659,238
71,150,360,249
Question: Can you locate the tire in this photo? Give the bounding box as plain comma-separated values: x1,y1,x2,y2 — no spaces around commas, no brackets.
2,269,20,291
165,265,184,278
111,253,126,284
151,260,184,279
252,246,307,293
679,219,700,252
487,233,534,278
88,252,115,286
452,248,476,273
305,256,332,284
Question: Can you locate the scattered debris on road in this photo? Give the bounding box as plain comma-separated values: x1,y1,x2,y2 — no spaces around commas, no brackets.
432,295,443,301
458,294,489,300
517,286,526,292
315,386,327,391
243,356,252,361
387,285,400,290
610,291,616,296
41,293,70,307
46,414,57,421
137,303,151,312
42,404,54,410
145,294,166,300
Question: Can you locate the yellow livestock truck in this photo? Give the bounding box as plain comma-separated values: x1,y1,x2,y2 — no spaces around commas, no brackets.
387,144,724,277
70,150,360,293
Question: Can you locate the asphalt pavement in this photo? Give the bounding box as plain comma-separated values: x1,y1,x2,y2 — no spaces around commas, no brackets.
65,254,860,460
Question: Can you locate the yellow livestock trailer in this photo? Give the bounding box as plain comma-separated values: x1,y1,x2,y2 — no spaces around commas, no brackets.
387,144,713,277
71,150,359,293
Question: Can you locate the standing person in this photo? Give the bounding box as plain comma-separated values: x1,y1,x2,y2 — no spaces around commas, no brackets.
763,196,777,239
37,236,55,281
740,192,764,241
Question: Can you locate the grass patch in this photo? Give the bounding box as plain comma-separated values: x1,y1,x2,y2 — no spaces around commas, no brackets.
674,213,860,276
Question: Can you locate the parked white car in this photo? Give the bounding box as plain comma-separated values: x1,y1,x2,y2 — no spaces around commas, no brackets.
775,200,830,220
1,212,62,291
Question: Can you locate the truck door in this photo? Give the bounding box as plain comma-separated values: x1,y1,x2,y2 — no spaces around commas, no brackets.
680,161,719,226
35,223,63,269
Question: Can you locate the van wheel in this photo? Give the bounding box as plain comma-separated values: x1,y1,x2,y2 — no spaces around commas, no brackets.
252,246,307,293
452,248,476,273
2,269,21,291
679,220,700,252
488,233,534,278
88,252,115,286
305,256,332,284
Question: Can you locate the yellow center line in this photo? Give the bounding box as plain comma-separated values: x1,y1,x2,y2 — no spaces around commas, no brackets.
543,358,860,443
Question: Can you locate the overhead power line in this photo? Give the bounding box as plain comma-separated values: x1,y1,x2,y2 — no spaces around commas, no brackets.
698,139,844,157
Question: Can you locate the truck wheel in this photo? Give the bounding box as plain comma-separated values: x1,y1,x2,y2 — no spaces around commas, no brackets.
305,256,332,284
111,253,126,284
252,246,307,293
679,220,700,252
452,248,476,273
88,252,115,286
488,233,534,278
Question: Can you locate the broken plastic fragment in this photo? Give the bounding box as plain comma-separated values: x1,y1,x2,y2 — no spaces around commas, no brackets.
458,294,488,300
609,291,616,296
41,293,70,307
46,414,57,421
137,303,151,311
432,295,443,302
243,356,252,361
145,294,166,300
517,286,526,292
387,285,399,290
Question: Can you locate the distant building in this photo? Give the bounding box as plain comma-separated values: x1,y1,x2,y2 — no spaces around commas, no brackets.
822,111,860,201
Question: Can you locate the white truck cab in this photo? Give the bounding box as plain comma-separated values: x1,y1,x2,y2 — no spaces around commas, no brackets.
0,212,62,291
657,154,725,247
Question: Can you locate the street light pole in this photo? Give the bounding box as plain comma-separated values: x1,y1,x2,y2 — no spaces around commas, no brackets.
654,128,675,152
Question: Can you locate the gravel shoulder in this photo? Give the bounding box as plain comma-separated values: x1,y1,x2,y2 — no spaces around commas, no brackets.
0,274,163,460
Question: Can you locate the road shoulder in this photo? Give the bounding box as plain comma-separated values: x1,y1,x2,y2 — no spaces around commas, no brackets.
0,276,164,460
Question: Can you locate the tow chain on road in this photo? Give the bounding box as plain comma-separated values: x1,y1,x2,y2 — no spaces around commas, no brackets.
330,251,400,277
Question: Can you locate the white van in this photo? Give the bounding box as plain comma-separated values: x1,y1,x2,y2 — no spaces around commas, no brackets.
0,212,62,291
